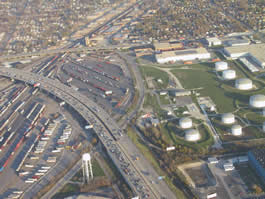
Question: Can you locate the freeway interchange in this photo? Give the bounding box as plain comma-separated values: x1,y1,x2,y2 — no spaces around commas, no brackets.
0,67,176,199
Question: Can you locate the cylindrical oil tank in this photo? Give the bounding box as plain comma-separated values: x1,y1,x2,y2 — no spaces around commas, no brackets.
215,61,228,71
249,94,265,108
221,113,235,124
235,78,253,90
185,129,200,141
231,124,242,136
222,69,236,80
179,117,192,129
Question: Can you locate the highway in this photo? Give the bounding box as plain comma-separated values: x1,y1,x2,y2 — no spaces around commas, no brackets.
0,67,176,199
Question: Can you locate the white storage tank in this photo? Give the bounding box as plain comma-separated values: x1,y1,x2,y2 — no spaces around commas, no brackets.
231,124,242,136
222,70,236,80
249,94,265,108
179,117,192,129
185,129,200,141
235,78,253,90
221,113,235,124
215,61,228,71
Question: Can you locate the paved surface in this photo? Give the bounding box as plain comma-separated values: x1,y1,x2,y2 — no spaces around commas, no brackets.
41,159,82,199
0,67,176,199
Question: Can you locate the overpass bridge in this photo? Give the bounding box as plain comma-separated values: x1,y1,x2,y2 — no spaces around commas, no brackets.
0,68,176,199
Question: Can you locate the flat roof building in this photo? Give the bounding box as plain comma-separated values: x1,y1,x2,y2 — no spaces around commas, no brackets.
206,37,222,47
153,42,183,52
224,44,265,68
156,48,211,64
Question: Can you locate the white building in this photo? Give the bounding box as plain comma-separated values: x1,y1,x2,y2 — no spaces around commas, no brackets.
155,48,211,64
224,44,265,68
206,37,222,47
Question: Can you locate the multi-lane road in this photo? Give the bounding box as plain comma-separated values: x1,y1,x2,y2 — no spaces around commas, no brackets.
0,67,176,199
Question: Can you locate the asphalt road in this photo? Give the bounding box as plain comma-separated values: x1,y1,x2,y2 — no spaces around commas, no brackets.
0,67,176,199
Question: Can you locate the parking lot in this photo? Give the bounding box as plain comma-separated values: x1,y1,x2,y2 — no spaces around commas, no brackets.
0,84,85,199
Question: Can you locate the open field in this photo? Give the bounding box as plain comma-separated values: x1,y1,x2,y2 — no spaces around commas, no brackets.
71,159,106,182
140,66,169,89
159,94,171,105
211,117,265,142
171,66,236,112
143,93,166,119
235,163,265,194
170,61,265,113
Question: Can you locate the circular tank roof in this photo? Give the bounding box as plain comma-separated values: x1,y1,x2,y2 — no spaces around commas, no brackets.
236,78,252,85
215,61,228,71
250,94,265,108
185,129,200,141
82,153,91,161
222,70,236,79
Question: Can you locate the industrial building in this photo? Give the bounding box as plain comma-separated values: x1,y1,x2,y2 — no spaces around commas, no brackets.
155,48,211,64
248,148,265,183
153,41,183,52
169,89,191,97
206,37,222,47
223,44,265,68
227,39,250,47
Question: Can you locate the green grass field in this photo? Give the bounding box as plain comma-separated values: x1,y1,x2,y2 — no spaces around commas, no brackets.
162,122,214,152
52,183,80,199
159,94,171,105
71,159,105,182
171,67,236,112
235,163,265,194
140,66,169,89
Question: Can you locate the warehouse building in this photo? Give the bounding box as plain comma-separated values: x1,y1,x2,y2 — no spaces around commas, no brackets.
227,39,250,46
206,37,222,47
248,149,265,183
153,41,183,52
223,44,265,68
156,48,211,64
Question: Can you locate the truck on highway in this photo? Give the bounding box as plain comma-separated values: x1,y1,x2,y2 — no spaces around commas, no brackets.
19,171,30,176
25,180,34,184
41,166,51,169
25,164,34,168
85,125,93,129
52,149,61,153
33,83,40,88
38,169,48,173
105,90,113,96
47,156,57,163
35,172,45,176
